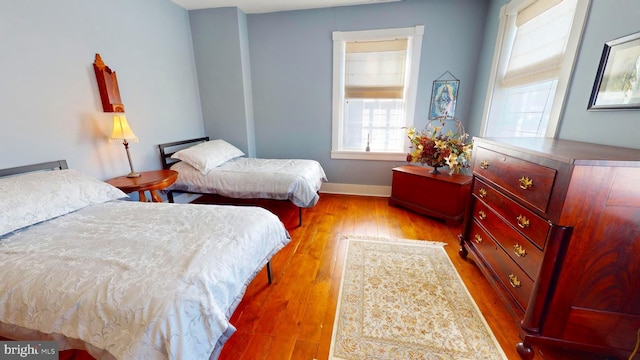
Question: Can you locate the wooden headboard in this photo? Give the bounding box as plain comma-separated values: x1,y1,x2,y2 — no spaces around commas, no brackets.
0,160,68,178
158,137,209,170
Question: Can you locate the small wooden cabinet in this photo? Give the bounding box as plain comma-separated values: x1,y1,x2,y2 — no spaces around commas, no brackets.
459,137,640,359
389,165,471,225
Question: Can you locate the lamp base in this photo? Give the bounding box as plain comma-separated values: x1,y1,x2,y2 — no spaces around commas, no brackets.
127,171,141,178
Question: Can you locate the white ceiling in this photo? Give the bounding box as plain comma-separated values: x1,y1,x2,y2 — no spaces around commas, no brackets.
171,0,401,13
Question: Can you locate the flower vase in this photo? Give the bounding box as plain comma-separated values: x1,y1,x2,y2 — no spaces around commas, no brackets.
430,166,441,175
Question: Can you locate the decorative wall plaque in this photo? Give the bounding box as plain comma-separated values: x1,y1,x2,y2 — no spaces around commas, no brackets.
93,53,125,112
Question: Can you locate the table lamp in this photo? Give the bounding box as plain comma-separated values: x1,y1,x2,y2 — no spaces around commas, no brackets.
109,114,141,178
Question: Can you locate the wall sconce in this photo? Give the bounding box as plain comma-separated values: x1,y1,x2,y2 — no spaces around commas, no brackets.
109,114,140,178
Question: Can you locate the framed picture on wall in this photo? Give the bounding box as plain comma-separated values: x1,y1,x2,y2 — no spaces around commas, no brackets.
588,31,640,110
429,79,459,118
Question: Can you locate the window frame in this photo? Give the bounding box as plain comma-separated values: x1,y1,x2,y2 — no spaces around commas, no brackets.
479,0,591,138
331,25,424,161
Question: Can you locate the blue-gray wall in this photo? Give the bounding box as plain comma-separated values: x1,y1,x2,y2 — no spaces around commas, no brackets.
558,0,639,145
471,0,640,148
246,0,489,186
3,0,639,188
244,0,640,187
467,0,507,138
189,7,256,157
0,0,203,179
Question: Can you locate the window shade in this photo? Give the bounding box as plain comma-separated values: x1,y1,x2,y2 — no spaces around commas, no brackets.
502,0,577,87
516,0,562,26
345,39,408,99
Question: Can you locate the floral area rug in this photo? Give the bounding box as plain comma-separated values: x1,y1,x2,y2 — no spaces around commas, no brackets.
329,235,507,360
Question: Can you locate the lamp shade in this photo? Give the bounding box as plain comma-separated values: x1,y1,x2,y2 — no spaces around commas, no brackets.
109,114,138,143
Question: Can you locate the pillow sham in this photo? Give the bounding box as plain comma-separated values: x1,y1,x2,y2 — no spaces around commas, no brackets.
0,169,127,236
170,139,245,175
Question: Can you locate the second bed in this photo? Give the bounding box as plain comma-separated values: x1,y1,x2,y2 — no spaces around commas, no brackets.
159,137,327,226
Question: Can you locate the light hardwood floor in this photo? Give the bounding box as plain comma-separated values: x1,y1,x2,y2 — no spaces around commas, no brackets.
218,193,609,360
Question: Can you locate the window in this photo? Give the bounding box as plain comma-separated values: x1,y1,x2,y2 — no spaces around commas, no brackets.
481,0,590,138
331,26,424,160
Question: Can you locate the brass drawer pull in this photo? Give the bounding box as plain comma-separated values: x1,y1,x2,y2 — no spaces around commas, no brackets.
513,244,527,257
508,274,521,288
474,234,483,244
519,176,533,190
478,210,487,220
516,215,530,229
480,160,489,169
479,188,487,198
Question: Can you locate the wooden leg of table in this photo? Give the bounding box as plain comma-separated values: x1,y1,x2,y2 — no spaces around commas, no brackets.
150,190,162,203
138,191,147,202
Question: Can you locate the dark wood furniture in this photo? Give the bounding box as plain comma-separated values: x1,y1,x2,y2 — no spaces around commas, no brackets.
106,169,178,202
458,137,640,359
389,165,472,225
92,53,125,113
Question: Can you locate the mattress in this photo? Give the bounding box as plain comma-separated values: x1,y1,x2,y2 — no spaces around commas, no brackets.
0,200,290,359
170,157,327,208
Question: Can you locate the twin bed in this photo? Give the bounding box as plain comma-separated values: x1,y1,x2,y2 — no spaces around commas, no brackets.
0,160,291,359
158,137,327,227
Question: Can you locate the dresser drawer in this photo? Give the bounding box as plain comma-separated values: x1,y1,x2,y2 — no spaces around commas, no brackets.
471,199,543,279
469,220,534,311
473,147,556,213
473,178,550,249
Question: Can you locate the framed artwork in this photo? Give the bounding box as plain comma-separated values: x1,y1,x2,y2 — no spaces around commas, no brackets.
588,31,640,110
429,79,459,118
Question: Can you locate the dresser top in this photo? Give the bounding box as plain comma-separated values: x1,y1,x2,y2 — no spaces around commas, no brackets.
476,137,640,166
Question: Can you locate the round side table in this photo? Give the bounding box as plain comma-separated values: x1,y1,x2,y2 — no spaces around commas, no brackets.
105,169,178,202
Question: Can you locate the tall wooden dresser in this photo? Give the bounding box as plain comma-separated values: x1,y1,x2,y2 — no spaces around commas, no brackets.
458,137,640,359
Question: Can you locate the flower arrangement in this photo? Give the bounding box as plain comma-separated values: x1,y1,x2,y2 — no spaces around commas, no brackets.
406,117,473,175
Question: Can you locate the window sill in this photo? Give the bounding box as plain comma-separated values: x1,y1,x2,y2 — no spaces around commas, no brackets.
331,150,406,161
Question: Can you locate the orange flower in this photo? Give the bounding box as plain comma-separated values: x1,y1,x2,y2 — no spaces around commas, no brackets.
405,117,472,174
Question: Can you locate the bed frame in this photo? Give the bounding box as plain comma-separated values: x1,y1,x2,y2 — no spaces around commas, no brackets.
1,161,78,348
158,136,210,171
0,159,68,177
1,159,275,284
0,158,280,355
158,138,303,228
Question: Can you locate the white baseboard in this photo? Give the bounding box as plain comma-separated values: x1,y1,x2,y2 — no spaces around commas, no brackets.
170,186,389,202
320,182,391,197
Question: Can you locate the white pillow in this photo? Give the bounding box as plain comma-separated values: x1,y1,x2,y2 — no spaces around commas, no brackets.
170,139,245,175
0,169,127,236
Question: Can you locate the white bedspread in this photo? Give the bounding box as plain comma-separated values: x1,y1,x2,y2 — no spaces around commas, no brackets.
0,201,290,360
170,158,327,208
